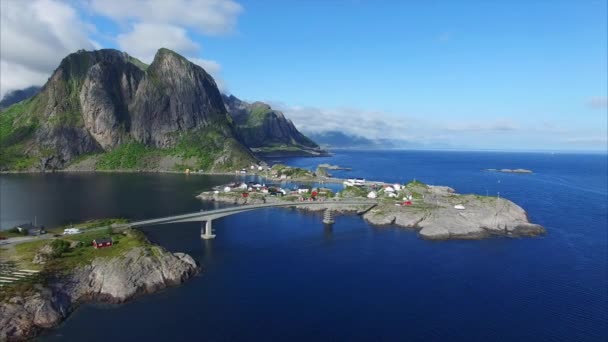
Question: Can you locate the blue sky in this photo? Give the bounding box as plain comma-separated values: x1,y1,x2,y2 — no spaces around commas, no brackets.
1,0,606,151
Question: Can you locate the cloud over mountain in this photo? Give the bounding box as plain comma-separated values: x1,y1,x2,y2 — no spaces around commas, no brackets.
0,0,96,97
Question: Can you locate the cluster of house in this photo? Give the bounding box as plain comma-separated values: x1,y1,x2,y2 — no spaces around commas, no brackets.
237,165,266,174
218,182,331,200
363,183,418,206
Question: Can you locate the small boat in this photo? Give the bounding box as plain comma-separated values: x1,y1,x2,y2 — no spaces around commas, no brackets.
343,179,356,187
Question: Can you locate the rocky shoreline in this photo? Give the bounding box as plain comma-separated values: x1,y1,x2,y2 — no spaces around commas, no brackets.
0,246,199,341
197,184,545,240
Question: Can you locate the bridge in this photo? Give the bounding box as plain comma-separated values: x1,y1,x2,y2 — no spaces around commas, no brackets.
123,200,378,239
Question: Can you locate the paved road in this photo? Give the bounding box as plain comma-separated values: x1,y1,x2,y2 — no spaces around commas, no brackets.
1,200,377,247
128,199,378,227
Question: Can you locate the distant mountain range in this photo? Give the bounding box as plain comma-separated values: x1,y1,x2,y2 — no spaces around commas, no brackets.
0,86,41,110
0,48,323,172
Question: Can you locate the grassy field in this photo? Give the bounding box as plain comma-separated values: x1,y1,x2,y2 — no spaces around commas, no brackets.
0,228,156,302
10,228,151,271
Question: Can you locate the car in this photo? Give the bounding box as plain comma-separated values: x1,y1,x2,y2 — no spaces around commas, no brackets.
0,236,7,240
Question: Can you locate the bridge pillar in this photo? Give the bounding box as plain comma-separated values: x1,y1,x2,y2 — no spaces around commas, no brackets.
322,209,335,225
201,220,216,239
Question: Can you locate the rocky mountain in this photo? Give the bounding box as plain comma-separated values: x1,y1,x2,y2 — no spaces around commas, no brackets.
0,48,256,171
0,86,41,110
223,94,326,156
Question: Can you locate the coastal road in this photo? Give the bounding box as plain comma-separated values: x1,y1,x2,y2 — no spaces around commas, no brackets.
1,200,378,247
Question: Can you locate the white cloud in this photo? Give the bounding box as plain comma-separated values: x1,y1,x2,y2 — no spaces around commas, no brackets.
90,0,242,35
269,103,413,140
564,137,608,145
443,120,518,132
117,23,200,63
0,0,96,98
586,96,608,109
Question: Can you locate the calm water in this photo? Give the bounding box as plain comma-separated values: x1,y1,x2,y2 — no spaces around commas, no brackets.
1,151,606,341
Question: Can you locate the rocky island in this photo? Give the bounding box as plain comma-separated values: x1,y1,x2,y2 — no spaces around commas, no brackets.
197,179,545,240
486,168,533,174
0,226,198,341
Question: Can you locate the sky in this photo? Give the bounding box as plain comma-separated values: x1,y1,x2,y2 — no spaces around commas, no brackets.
1,0,607,152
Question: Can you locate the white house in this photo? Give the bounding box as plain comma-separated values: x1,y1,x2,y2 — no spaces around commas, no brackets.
297,188,310,194
63,228,81,235
258,166,264,171
393,184,402,191
238,183,248,190
388,192,398,198
367,191,378,199
384,186,395,193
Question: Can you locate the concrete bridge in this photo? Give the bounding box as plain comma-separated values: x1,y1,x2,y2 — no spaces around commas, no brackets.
124,200,378,239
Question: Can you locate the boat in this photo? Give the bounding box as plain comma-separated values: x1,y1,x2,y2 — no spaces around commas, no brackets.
343,178,356,187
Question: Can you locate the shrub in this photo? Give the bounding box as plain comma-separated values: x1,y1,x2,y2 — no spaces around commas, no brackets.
50,239,71,258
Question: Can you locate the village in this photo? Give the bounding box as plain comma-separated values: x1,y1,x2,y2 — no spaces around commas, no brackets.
202,169,460,210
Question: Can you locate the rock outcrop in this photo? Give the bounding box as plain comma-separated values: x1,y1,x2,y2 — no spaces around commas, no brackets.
0,247,199,341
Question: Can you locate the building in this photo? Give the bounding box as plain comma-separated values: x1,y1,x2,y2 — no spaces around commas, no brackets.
93,237,113,249
14,223,46,236
367,191,377,199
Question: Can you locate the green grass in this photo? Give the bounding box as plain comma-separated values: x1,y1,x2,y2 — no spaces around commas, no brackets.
12,229,150,272
406,180,428,188
128,56,149,71
96,142,160,170
338,186,368,198
0,97,42,145
246,104,273,126
2,228,150,302
48,218,129,234
166,125,255,171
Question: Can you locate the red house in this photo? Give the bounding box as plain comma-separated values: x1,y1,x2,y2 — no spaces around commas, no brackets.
93,237,113,249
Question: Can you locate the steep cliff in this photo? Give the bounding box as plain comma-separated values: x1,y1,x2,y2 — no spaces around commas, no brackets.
0,235,199,341
223,94,326,156
0,48,256,171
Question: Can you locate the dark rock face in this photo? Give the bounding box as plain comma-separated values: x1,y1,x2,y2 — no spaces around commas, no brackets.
223,94,321,151
1,48,253,170
130,49,228,148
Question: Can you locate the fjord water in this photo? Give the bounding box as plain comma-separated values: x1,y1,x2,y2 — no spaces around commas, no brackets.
1,151,606,341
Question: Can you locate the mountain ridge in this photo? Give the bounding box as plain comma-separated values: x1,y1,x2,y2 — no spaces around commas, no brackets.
0,48,256,171
223,94,327,157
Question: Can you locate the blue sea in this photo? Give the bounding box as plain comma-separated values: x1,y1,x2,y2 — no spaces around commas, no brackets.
2,150,606,341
